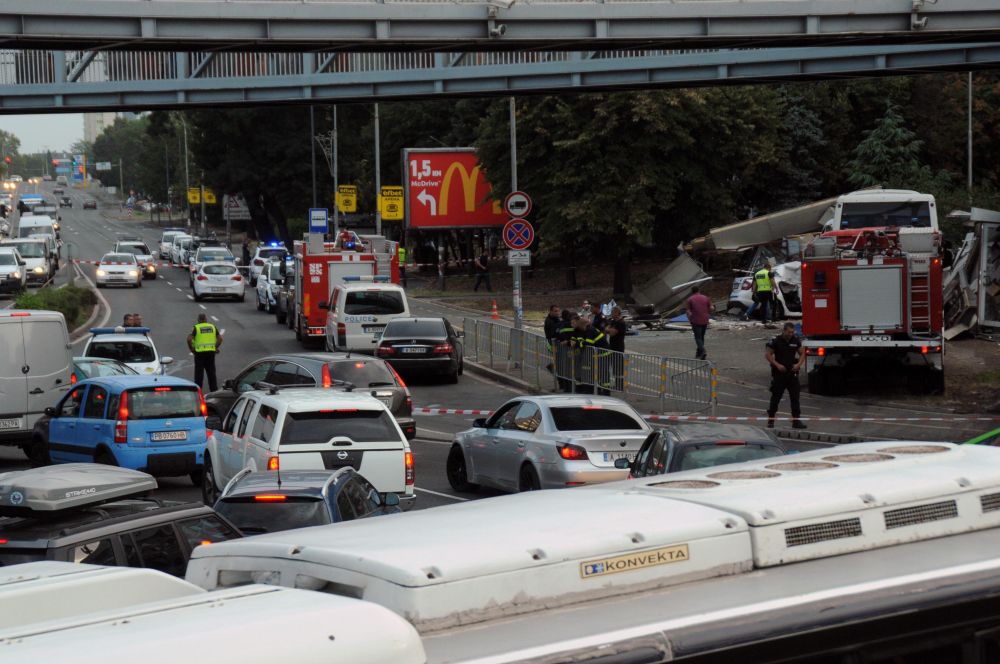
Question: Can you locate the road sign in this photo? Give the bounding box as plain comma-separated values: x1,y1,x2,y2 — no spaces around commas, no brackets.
95,162,112,172
203,189,217,205
503,191,532,218
309,208,329,233
336,185,358,213
222,194,251,221
507,249,531,267
403,149,506,229
502,219,535,251
187,188,200,204
380,186,404,221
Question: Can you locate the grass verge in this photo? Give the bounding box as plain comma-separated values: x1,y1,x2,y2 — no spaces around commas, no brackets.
14,286,97,330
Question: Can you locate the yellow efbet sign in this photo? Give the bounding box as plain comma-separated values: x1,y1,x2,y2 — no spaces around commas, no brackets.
379,186,404,221
204,189,217,204
336,185,358,213
187,187,217,204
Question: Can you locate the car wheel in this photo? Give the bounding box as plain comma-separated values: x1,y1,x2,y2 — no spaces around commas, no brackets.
135,280,142,288
201,456,220,505
189,467,204,487
25,436,51,468
287,311,295,330
518,463,541,492
194,292,203,302
446,445,479,493
276,307,286,324
239,291,245,302
446,369,459,384
96,283,104,289
95,448,118,466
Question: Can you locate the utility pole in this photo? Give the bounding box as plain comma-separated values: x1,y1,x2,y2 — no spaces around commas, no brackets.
118,158,124,196
510,96,522,331
333,105,339,236
310,105,317,208
967,71,974,193
164,143,170,216
200,172,206,236
374,102,382,236
178,115,191,222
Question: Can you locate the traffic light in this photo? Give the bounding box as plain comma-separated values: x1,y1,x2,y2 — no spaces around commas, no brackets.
3,156,10,164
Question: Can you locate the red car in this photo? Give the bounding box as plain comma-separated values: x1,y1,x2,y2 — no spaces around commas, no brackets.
83,200,98,210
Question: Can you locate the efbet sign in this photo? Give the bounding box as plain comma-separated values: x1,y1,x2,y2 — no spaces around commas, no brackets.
379,186,404,221
403,149,505,229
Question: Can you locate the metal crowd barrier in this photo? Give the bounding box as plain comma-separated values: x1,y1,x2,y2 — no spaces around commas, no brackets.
462,318,718,415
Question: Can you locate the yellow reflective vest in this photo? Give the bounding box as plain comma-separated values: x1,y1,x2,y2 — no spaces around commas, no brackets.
754,268,773,293
192,322,218,352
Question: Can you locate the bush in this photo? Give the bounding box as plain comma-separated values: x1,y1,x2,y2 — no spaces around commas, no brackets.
15,286,97,330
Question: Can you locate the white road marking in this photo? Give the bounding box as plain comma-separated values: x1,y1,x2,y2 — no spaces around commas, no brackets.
414,487,468,502
186,294,194,300
167,282,173,286
211,315,219,322
416,426,456,438
412,438,451,446
199,304,207,310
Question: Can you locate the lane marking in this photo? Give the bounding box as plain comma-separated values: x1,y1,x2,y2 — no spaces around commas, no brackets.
186,294,194,300
166,281,172,285
412,438,451,446
211,315,219,322
414,487,468,502
199,304,207,310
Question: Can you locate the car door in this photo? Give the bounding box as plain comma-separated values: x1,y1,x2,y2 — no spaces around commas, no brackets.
244,403,279,471
474,402,520,485
0,319,27,432
24,318,72,418
494,401,543,490
47,386,86,462
80,384,111,450
213,397,246,483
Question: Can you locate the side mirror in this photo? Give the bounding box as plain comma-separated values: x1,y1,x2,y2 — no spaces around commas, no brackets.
473,418,487,428
456,330,464,338
614,458,632,470
223,378,234,390
318,301,329,310
44,406,57,417
383,493,400,507
205,415,222,431
18,260,25,266
160,356,174,365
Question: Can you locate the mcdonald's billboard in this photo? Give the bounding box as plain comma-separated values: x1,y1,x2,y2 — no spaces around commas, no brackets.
403,148,505,229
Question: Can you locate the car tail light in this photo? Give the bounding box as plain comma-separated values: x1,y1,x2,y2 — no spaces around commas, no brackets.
432,343,453,354
267,456,279,471
387,363,407,388
10,312,29,317
200,540,212,546
196,275,208,281
558,443,589,460
0,539,7,545
807,347,826,356
154,387,172,392
405,451,414,486
581,405,603,410
232,275,242,281
321,363,332,388
254,495,287,502
114,391,129,443
376,343,395,356
921,345,942,354
70,372,77,384
254,259,264,266
198,389,207,417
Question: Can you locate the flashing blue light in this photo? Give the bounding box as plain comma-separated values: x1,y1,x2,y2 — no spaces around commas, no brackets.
342,276,360,281
269,241,280,247
90,326,151,336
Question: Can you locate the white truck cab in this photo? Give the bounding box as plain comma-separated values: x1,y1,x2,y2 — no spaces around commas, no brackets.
323,278,409,354
825,189,938,232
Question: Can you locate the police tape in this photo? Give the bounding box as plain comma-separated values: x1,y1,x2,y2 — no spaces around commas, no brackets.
73,259,173,267
411,407,1000,423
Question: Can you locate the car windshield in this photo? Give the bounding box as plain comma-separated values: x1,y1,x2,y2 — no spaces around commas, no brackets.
162,234,181,244
258,248,286,259
0,253,17,266
281,410,398,444
126,387,202,419
549,407,645,431
87,340,155,364
204,264,237,275
4,243,44,258
384,319,446,337
118,244,150,255
76,359,139,377
214,498,329,534
675,444,785,471
345,290,404,316
328,360,397,388
839,201,932,229
102,254,136,264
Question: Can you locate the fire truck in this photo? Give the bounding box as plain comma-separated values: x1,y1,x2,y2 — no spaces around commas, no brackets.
292,235,399,346
801,190,945,395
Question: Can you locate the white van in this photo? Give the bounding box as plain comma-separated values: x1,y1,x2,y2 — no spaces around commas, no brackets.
323,278,410,353
1,238,51,283
0,310,73,446
170,234,194,266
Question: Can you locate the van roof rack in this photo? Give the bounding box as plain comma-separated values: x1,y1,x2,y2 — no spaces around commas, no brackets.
0,464,157,518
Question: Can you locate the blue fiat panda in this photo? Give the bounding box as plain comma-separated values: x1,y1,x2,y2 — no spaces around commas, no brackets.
29,375,208,485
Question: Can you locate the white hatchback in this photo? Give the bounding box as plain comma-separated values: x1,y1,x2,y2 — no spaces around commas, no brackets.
192,262,245,302
82,328,174,375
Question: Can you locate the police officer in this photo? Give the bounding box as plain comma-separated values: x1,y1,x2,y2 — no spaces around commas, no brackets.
398,243,408,288
751,266,775,325
187,313,223,392
765,322,806,430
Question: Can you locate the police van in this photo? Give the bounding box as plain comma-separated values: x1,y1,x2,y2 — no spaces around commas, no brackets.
187,442,1000,663
322,277,410,354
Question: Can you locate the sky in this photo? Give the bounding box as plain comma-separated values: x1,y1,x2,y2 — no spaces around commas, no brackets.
0,113,83,153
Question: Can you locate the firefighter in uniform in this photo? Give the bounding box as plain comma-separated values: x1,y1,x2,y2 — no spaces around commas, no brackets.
572,315,612,395
765,322,806,430
554,310,576,393
397,243,407,288
187,313,223,392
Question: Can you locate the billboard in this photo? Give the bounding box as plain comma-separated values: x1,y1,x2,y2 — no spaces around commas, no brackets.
404,148,505,229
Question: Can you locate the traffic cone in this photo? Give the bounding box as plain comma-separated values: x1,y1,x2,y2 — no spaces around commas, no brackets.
490,299,500,320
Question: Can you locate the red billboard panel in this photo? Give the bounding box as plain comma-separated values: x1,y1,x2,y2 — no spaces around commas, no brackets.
405,149,506,229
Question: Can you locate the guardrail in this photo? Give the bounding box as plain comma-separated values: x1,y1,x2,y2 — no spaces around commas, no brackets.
462,318,717,415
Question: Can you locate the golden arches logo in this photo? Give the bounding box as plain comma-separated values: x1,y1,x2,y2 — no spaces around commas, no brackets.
440,162,481,216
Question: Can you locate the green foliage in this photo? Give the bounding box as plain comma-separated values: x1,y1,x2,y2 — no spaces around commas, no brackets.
15,286,97,330
846,103,929,188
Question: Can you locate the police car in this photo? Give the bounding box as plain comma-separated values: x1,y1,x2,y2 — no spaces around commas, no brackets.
82,327,173,375
323,278,411,354
248,242,288,286
255,257,287,313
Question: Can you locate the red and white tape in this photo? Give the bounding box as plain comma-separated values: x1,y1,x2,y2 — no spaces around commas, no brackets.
73,259,171,267
413,407,494,416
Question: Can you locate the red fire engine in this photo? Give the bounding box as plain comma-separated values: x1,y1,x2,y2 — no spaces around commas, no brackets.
801,200,945,395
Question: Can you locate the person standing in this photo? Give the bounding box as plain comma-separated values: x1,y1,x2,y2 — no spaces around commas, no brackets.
241,240,251,266
590,303,606,332
605,307,627,391
765,322,806,430
555,310,575,393
685,286,712,360
750,266,775,325
187,313,223,392
398,243,408,288
473,251,491,292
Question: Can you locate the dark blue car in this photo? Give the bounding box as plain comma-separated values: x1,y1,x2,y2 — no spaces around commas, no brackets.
30,375,208,485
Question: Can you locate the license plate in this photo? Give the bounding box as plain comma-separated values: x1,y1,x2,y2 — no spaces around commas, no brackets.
151,430,188,442
603,451,633,462
211,287,227,292
0,418,23,431
378,398,393,409
401,347,425,354
363,325,385,334
852,334,891,342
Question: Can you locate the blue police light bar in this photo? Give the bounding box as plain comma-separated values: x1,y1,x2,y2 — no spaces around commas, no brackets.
268,241,281,247
90,326,151,335
342,275,391,283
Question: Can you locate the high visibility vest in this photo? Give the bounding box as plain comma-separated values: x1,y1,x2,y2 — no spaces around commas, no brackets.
754,268,773,293
398,246,407,263
192,323,218,352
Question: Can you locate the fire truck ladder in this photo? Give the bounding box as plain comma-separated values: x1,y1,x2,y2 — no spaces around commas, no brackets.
908,262,932,333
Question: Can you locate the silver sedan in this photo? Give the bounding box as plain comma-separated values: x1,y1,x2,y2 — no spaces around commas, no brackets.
447,395,652,493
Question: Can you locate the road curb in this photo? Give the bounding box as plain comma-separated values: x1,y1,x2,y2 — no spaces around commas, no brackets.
68,263,110,344
463,359,544,395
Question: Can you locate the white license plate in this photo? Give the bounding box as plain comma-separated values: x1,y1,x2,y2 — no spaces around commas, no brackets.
603,451,633,462
401,347,425,354
363,325,385,334
852,334,891,342
0,418,23,431
211,287,227,292
378,398,393,409
151,430,188,442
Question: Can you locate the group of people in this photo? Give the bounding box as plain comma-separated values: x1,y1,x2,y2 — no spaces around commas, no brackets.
543,302,629,394
121,313,144,327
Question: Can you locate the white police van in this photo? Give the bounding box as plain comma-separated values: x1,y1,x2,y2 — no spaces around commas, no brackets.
323,277,410,354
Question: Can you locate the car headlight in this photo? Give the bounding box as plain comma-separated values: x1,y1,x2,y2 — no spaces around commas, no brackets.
11,271,20,279
146,264,156,272
33,266,45,274
128,270,139,277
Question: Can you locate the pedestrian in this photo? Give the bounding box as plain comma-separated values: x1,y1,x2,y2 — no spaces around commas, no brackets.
605,307,628,391
748,266,776,325
765,322,806,430
241,240,251,266
685,285,712,360
187,313,223,392
555,310,576,393
473,251,491,292
590,303,606,332
398,243,408,288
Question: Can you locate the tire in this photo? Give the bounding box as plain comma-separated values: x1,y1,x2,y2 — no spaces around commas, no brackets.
807,370,826,395
287,310,295,330
194,292,203,302
295,318,303,342
96,283,105,289
239,291,245,302
189,468,204,487
26,436,51,468
256,294,264,311
458,359,464,376
446,445,479,493
135,280,142,288
95,448,118,466
446,369,459,384
518,463,541,492
201,455,220,505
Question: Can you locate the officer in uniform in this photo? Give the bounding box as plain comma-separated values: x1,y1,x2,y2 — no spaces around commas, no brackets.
554,310,576,393
187,313,223,392
765,322,806,429
398,243,408,288
751,266,775,324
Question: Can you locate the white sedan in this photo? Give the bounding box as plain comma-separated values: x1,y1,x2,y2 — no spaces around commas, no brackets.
446,395,653,494
95,253,142,288
82,328,173,375
192,261,245,302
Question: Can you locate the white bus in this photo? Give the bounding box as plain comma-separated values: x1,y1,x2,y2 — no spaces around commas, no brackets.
186,441,1000,663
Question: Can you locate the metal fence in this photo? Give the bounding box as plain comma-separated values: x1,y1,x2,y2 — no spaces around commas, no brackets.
462,318,717,415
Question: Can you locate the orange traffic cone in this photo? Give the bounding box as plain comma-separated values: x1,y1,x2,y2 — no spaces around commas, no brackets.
490,299,500,320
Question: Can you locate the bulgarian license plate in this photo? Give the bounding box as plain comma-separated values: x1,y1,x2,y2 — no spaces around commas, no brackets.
852,334,891,342
0,418,23,431
211,287,227,292
401,347,425,354
363,325,385,334
603,451,633,462
151,430,188,442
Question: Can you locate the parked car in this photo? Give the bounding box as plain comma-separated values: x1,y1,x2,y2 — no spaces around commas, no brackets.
94,252,142,288
0,247,26,294
376,317,463,383
203,352,415,440
28,375,208,483
447,395,652,494
248,243,288,286
255,258,286,313
211,468,401,532
71,356,139,384
618,423,786,478
82,199,97,210
82,327,173,375
0,464,240,574
191,262,245,302
274,261,296,326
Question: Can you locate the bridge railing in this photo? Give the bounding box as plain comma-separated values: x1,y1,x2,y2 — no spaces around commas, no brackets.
462,317,717,415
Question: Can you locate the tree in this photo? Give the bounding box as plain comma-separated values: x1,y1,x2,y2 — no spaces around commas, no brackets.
846,103,929,189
